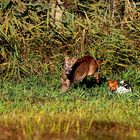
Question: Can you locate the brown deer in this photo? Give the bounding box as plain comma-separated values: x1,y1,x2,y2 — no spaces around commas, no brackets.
61,55,102,92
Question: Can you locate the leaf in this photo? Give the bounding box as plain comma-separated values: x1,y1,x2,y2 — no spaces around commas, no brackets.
116,63,127,67
2,0,11,10
1,47,7,59
9,22,15,36
11,0,19,3
5,18,10,34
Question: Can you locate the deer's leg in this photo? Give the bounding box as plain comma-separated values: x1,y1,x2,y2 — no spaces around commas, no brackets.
61,79,71,92
94,72,99,84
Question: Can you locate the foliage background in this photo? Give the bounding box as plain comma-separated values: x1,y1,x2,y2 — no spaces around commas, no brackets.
0,0,140,80
0,1,140,139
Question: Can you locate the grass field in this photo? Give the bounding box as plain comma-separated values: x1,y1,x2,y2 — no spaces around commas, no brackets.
0,68,140,140
0,0,140,139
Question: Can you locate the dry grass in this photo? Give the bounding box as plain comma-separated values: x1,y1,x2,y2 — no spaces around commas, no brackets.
0,0,139,79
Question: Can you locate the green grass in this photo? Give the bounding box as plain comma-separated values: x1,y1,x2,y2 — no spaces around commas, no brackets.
0,68,140,139
0,0,140,139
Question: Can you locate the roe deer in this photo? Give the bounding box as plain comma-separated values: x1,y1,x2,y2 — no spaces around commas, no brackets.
61,55,102,92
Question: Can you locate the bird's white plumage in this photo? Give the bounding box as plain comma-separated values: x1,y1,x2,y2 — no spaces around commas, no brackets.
116,86,132,94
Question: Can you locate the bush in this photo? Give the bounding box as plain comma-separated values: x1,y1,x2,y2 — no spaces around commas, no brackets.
0,0,139,79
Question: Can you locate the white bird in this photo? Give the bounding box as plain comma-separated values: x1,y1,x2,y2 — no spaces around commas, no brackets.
116,86,131,94
116,80,133,94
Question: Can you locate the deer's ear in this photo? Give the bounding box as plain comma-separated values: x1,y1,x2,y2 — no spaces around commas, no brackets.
64,51,68,59
64,56,69,61
72,58,78,63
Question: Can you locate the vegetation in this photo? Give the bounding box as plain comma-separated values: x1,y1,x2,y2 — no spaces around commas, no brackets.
0,0,140,78
0,0,140,139
0,68,140,139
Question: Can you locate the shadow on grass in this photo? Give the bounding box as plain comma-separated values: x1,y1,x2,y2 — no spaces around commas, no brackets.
72,77,107,89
